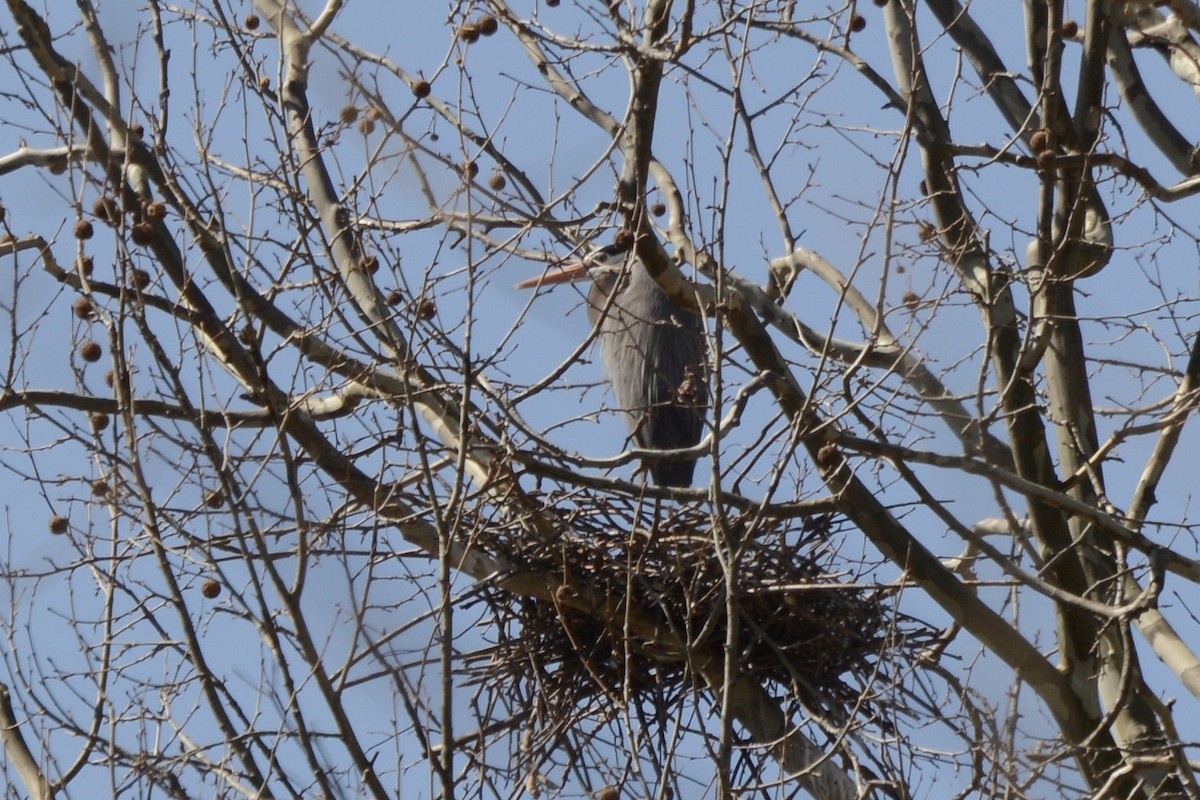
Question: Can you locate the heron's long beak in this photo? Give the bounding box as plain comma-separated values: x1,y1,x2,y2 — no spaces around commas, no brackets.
513,260,589,290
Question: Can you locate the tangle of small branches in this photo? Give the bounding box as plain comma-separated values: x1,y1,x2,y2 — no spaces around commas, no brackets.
467,492,931,750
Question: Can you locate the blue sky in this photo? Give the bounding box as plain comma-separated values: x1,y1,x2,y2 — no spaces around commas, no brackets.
0,1,1198,797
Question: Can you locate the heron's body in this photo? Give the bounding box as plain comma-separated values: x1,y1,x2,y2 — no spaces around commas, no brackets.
518,244,707,487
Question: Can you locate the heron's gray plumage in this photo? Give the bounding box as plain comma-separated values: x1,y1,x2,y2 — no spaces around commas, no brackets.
583,245,707,487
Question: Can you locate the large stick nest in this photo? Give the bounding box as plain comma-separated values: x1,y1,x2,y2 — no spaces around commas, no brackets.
469,491,927,731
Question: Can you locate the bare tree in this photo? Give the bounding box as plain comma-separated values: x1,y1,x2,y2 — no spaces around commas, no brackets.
1,0,1199,797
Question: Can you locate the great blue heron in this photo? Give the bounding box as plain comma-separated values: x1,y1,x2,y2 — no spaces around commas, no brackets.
516,243,707,487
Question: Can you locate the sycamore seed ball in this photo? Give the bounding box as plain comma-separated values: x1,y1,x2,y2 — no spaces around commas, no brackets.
79,340,103,362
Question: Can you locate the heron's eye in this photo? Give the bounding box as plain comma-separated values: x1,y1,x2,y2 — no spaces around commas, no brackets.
594,245,625,266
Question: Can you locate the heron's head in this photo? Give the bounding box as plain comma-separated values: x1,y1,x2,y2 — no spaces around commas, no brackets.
514,242,630,290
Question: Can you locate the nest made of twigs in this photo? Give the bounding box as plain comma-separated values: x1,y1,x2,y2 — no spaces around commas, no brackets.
468,492,921,728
